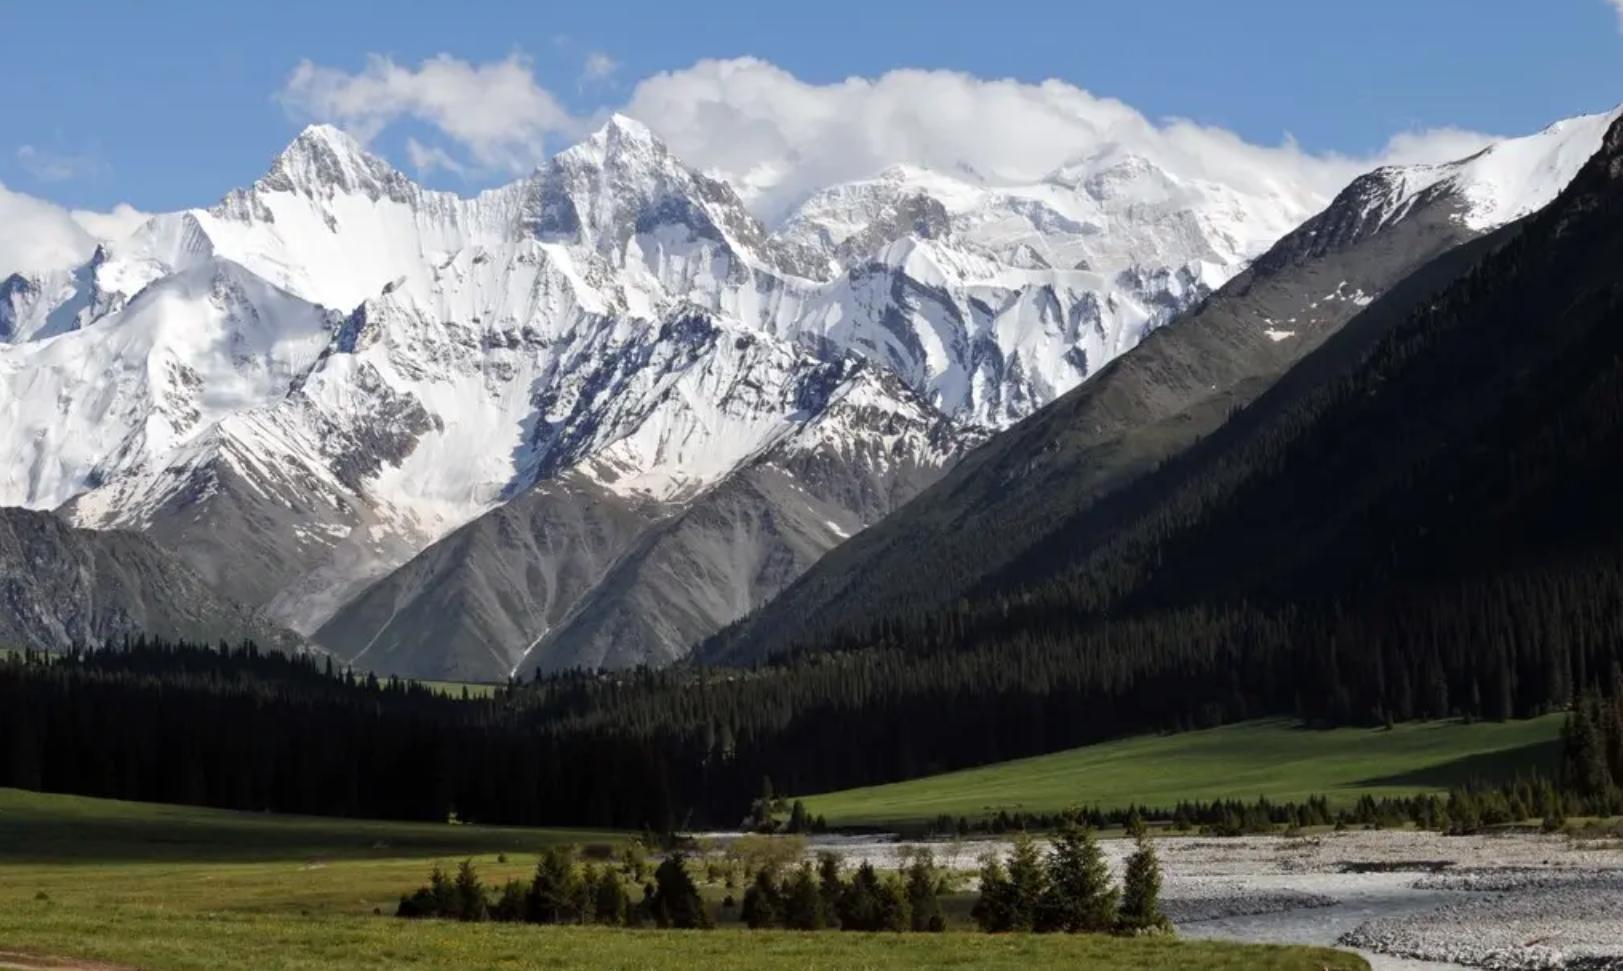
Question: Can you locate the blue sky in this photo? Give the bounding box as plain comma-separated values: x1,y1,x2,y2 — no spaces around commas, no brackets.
1,0,1618,214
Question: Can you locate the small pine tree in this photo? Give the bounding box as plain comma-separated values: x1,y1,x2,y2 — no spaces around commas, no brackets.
837,861,898,931
453,859,488,922
1564,698,1614,799
651,853,711,929
903,848,945,932
740,867,783,929
621,840,650,883
875,874,911,932
491,879,527,922
781,862,826,930
1005,832,1050,932
1446,791,1482,836
528,845,581,924
592,867,629,926
970,852,1016,932
1117,833,1169,934
395,886,436,919
1038,818,1117,933
429,864,457,918
816,852,844,919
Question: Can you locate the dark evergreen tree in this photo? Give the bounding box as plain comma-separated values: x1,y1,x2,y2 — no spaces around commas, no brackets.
781,862,826,930
740,867,783,929
1003,833,1049,932
592,867,629,926
429,864,457,917
873,873,910,933
786,799,811,834
492,879,528,922
651,853,710,929
1037,819,1116,933
1563,698,1614,799
971,853,1015,933
816,852,844,920
528,846,581,924
902,849,945,932
453,859,488,922
1117,834,1168,933
836,862,906,932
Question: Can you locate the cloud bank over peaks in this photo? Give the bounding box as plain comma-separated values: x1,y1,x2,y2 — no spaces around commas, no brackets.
618,58,1500,222
280,53,581,175
0,51,1510,280
278,54,1500,225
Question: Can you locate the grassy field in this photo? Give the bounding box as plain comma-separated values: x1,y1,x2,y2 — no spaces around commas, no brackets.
803,716,1564,827
0,787,616,862
0,788,1366,971
0,906,1366,971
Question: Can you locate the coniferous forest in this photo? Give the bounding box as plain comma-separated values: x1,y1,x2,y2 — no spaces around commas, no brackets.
5,613,1623,830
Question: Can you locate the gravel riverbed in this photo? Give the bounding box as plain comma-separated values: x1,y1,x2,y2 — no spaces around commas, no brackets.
764,829,1623,970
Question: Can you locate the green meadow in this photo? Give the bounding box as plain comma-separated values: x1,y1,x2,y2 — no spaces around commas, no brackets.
803,716,1564,827
0,787,1366,971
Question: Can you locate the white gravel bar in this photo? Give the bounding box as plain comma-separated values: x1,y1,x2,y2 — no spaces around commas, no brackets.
727,828,1623,970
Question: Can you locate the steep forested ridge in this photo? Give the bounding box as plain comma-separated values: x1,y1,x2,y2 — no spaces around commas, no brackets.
704,141,1500,667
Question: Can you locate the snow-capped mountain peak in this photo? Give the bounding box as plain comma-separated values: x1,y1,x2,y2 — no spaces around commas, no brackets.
1,107,1611,672
254,123,415,203
1443,107,1621,230
526,114,818,282
1346,107,1621,234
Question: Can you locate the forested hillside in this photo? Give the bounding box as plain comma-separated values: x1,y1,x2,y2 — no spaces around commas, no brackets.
703,143,1537,667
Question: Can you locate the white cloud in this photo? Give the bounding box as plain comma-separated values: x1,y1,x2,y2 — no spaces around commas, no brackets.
581,52,619,85
620,58,1497,222
1377,127,1499,167
1610,0,1623,30
16,145,104,183
0,182,148,279
70,202,151,245
0,182,94,276
279,54,1496,224
279,54,580,174
405,137,471,178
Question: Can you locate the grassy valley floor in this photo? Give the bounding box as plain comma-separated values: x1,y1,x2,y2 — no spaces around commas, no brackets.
802,716,1564,827
0,788,1366,971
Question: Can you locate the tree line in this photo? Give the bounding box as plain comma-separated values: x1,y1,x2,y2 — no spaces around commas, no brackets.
392,821,1167,937
3,634,1620,831
398,848,707,928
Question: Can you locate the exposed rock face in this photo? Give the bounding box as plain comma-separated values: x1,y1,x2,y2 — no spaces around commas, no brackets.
705,110,1621,665
4,109,1612,677
0,506,297,652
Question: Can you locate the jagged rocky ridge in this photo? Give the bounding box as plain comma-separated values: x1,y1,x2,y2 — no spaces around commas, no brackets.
706,109,1619,665
0,115,1313,676
0,110,1610,676
0,506,297,652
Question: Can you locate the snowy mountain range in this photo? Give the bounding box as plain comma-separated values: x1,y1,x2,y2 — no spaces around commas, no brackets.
0,108,1613,677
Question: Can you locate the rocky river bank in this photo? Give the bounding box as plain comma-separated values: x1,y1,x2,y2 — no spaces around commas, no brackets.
772,828,1623,970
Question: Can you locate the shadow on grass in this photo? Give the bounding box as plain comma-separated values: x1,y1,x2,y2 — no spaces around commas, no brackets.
1353,738,1561,789
0,806,606,864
